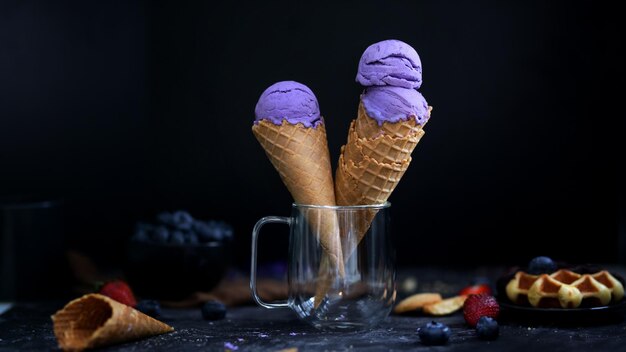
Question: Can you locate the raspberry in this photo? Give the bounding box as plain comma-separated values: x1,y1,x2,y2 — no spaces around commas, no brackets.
99,280,137,307
459,283,492,296
463,294,500,327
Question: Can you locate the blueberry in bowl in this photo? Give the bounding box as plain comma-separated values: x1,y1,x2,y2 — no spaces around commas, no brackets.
126,210,233,300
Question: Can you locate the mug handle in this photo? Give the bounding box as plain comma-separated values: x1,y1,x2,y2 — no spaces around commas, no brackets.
250,216,291,309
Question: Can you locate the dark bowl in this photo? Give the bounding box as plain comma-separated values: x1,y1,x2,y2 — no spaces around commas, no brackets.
125,239,231,300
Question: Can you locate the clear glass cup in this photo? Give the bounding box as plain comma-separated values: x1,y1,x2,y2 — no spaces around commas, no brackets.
250,202,395,329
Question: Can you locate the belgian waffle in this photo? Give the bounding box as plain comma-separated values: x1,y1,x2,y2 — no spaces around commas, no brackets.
505,269,624,308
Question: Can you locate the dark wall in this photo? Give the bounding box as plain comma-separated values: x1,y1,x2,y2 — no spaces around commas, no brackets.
1,0,623,269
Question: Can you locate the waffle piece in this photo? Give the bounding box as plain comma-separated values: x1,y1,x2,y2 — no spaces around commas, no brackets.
507,269,624,308
527,274,582,308
591,271,625,302
550,269,581,284
570,275,611,307
394,293,442,314
505,271,540,305
423,295,468,316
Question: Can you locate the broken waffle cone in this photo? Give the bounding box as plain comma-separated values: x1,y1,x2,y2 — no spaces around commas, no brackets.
51,294,173,351
252,120,344,277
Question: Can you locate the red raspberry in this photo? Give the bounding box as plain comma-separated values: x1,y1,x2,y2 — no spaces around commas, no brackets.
463,294,500,327
99,280,137,307
459,284,492,296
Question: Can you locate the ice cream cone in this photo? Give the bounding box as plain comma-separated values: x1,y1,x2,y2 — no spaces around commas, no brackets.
314,100,431,307
345,120,423,165
315,40,432,307
51,294,173,351
252,120,344,277
355,102,430,139
337,100,429,241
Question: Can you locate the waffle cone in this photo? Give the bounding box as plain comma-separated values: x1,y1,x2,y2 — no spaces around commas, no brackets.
315,101,432,307
252,120,344,277
345,121,423,165
355,101,431,139
51,294,173,351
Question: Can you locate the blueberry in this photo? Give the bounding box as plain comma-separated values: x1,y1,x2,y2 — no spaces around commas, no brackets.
136,300,162,318
201,300,226,320
476,316,499,340
191,219,233,243
418,321,451,345
173,211,194,230
170,231,185,245
528,256,556,274
150,226,170,243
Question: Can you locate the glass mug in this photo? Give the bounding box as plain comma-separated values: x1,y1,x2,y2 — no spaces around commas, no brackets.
250,203,396,329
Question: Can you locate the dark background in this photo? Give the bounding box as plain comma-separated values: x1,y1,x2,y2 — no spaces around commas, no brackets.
1,0,624,275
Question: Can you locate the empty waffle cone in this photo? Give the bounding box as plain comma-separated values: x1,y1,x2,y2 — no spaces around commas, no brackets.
252,120,344,277
51,294,173,351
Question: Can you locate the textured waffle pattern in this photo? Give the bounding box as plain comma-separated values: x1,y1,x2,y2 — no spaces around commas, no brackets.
51,294,173,351
345,121,423,165
355,102,430,139
336,101,428,209
253,120,344,276
315,100,431,307
335,99,430,252
506,270,624,308
253,120,336,204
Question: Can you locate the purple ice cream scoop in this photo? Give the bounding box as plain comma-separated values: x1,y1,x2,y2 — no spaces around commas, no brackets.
254,81,322,128
356,39,422,89
361,86,430,126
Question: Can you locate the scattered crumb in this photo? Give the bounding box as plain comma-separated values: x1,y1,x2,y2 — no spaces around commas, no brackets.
224,342,238,350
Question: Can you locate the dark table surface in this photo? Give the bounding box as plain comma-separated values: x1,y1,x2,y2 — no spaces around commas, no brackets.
2,267,626,351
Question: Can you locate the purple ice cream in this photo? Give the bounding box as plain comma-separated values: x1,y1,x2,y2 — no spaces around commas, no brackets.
356,39,422,89
254,81,322,128
361,86,429,126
